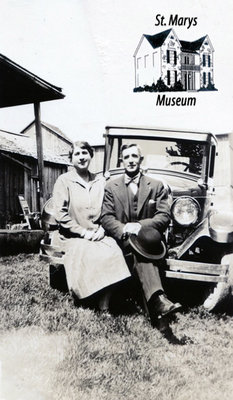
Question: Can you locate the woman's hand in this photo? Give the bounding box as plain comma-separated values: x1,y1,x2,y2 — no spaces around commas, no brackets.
83,226,105,241
91,226,105,241
83,229,96,240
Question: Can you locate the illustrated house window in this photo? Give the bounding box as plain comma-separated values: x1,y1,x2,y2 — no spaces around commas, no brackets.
203,54,206,67
144,54,149,68
167,50,170,63
167,70,171,85
208,72,211,84
203,72,206,85
153,52,157,67
174,70,177,83
208,55,211,67
174,51,177,65
137,57,141,69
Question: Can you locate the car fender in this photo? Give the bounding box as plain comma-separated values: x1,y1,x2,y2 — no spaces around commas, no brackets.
168,218,210,259
208,211,233,243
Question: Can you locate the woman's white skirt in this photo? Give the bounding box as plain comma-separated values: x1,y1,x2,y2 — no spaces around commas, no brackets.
62,236,131,298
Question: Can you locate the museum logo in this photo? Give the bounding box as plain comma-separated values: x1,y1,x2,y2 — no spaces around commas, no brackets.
133,21,217,106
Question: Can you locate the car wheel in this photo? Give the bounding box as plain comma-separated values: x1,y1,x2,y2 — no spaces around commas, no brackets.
203,253,233,311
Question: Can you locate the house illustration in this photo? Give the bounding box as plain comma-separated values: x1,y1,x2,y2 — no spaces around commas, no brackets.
133,28,215,91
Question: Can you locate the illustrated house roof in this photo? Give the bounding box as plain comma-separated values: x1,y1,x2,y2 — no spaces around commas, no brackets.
144,29,173,49
180,36,207,53
21,120,72,145
135,30,214,58
0,53,65,108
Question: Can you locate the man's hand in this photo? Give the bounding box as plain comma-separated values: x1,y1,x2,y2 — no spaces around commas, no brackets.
123,222,141,236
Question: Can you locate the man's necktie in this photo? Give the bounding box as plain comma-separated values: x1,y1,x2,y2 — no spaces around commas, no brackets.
125,174,140,195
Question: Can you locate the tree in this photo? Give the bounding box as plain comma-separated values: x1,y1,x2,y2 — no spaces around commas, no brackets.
171,80,184,92
154,78,170,92
166,142,204,174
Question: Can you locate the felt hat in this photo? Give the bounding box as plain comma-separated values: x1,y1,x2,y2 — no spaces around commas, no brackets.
129,227,166,261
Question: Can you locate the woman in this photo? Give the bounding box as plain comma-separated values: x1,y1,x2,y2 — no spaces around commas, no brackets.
52,140,130,310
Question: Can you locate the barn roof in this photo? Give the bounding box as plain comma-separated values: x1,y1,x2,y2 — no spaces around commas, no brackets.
0,53,65,108
21,120,72,144
0,130,69,165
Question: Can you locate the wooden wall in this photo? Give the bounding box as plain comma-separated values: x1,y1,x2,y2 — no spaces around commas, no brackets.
43,162,67,201
25,124,71,157
215,134,231,188
0,153,25,227
229,132,233,189
90,145,104,173
0,151,67,228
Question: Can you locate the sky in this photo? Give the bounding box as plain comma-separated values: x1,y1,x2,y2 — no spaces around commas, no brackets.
0,0,233,144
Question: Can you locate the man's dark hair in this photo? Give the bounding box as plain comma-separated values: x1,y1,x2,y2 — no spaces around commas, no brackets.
120,143,142,158
69,141,94,161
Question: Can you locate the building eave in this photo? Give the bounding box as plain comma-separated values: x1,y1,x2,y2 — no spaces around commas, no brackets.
0,53,65,108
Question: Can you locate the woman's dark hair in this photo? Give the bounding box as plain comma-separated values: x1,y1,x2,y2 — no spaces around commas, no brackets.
69,141,94,161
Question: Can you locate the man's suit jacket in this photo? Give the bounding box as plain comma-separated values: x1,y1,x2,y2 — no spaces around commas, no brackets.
101,174,171,242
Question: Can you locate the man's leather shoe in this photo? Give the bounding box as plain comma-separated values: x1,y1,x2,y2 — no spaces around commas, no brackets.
154,294,182,317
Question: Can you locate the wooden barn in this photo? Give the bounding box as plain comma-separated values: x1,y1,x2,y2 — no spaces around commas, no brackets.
215,133,232,188
213,132,233,210
0,52,66,229
21,120,72,157
21,119,106,172
0,129,69,228
0,54,65,219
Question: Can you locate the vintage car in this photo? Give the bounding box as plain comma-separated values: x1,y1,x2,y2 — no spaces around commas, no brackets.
41,125,233,311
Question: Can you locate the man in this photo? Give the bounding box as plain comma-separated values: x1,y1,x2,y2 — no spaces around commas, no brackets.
101,143,181,332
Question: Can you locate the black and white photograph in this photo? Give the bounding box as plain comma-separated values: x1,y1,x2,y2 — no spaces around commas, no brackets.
0,1,233,399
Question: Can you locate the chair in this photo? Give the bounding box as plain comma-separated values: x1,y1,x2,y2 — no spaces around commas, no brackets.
18,194,41,229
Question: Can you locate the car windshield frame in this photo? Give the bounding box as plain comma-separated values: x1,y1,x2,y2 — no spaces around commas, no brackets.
103,126,217,184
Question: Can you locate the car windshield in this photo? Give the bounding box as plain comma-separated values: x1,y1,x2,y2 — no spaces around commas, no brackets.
109,138,208,176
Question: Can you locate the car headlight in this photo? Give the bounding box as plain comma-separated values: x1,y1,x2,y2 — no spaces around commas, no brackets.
171,196,200,226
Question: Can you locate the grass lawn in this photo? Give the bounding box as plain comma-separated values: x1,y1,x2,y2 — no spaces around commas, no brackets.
0,254,233,400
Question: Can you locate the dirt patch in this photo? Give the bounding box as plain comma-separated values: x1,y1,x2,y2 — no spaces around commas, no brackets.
0,327,68,400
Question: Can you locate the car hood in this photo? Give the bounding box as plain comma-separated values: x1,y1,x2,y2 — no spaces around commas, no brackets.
105,169,205,197
146,172,204,197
